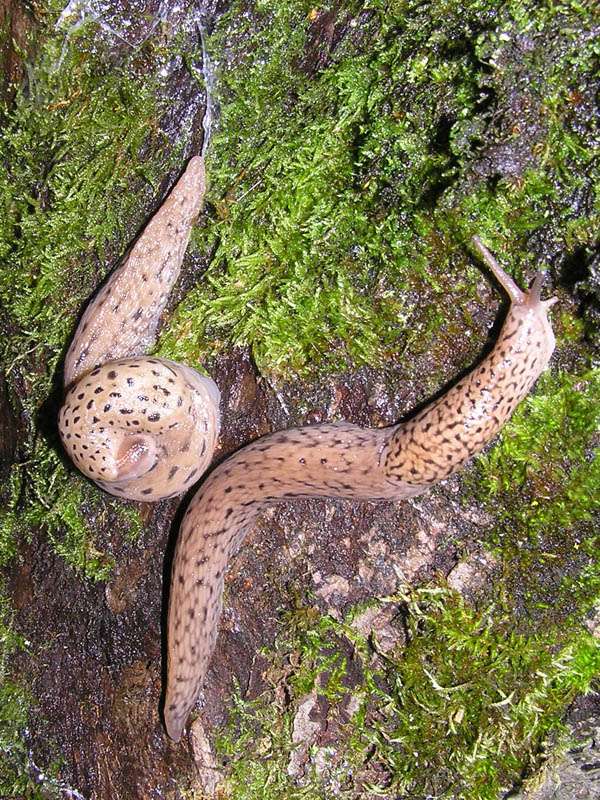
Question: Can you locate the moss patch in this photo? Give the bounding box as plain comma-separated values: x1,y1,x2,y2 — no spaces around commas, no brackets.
158,0,600,376
470,368,600,623
214,588,600,799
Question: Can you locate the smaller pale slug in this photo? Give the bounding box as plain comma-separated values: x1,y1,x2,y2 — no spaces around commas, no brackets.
56,155,557,744
59,156,221,501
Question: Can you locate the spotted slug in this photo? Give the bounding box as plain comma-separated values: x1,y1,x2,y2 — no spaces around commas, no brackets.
57,156,557,743
59,156,220,501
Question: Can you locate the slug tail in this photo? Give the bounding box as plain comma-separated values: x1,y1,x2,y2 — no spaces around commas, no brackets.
164,471,266,742
64,156,206,387
163,423,400,739
164,558,226,743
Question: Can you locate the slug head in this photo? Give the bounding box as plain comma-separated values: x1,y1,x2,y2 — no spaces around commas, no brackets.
471,235,557,374
58,356,220,501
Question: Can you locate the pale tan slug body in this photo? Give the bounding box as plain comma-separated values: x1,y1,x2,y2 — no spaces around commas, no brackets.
163,244,557,740
57,156,557,743
59,156,220,500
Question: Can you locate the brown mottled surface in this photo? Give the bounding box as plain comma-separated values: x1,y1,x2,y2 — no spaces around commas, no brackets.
7,499,191,797
0,0,33,105
0,369,18,482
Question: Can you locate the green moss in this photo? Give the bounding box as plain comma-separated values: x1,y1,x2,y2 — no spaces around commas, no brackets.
157,0,490,376
478,370,599,517
158,0,599,376
470,367,600,620
214,588,600,799
442,0,600,269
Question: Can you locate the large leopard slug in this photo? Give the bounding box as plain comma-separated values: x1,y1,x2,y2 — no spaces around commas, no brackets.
163,238,557,740
57,156,557,743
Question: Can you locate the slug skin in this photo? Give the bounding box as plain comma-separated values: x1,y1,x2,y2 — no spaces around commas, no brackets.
56,156,557,743
59,156,221,501
164,248,557,741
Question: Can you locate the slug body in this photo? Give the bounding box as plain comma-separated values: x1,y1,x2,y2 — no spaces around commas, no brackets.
164,245,557,740
57,157,556,743
59,156,221,501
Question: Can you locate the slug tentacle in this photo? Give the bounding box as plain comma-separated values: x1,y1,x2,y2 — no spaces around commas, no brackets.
57,157,556,744
471,234,526,304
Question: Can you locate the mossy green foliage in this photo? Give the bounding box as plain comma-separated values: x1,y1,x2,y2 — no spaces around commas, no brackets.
0,7,178,790
158,0,600,375
159,0,472,374
478,369,600,531
473,368,600,618
215,588,600,799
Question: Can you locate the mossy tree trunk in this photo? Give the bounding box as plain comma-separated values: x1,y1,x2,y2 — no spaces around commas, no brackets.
1,2,599,799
